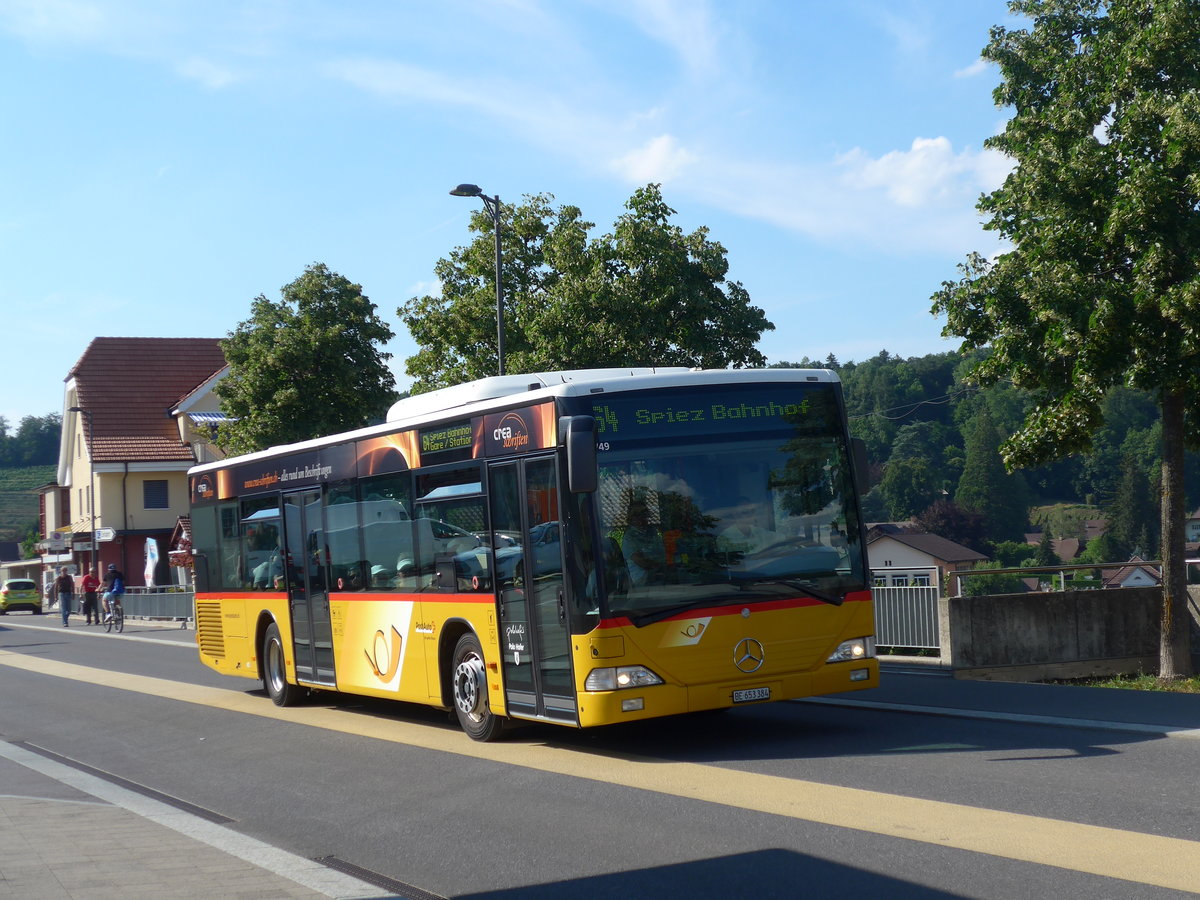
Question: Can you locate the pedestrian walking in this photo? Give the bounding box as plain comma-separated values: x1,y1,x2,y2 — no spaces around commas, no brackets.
53,567,75,627
81,567,101,625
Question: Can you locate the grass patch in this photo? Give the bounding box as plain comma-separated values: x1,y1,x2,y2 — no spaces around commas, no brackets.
1045,673,1200,693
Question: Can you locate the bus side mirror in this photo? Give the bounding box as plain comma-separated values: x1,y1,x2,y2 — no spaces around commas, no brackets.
560,416,597,493
851,438,869,496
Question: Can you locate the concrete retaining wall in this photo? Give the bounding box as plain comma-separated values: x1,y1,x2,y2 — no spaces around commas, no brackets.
944,587,1161,682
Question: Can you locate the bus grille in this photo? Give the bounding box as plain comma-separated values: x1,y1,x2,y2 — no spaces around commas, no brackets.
195,600,226,658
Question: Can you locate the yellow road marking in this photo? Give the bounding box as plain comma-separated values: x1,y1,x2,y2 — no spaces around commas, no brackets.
4,649,1198,894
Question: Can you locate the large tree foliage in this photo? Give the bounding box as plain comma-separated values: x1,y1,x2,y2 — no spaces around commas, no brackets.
216,263,396,455
400,184,773,392
931,0,1200,675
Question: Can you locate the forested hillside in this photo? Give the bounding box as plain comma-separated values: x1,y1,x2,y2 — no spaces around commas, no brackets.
777,351,1184,560
0,415,61,546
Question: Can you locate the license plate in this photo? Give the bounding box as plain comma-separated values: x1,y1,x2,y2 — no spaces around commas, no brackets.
732,686,771,703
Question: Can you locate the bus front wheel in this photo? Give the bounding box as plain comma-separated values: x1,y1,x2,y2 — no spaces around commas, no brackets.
451,633,503,741
262,622,303,707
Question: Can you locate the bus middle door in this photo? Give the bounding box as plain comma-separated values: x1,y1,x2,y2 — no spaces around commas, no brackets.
488,456,577,724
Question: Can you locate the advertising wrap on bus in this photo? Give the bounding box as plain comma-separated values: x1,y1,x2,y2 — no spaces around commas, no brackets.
188,370,877,742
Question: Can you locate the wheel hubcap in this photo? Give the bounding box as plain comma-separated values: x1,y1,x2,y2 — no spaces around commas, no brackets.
454,652,485,721
267,640,285,693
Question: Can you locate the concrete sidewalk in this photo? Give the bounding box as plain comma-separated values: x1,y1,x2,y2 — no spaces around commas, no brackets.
0,742,398,899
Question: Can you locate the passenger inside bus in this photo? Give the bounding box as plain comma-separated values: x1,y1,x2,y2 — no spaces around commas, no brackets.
620,491,667,587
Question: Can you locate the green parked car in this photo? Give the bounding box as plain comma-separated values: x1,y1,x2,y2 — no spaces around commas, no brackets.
0,578,43,614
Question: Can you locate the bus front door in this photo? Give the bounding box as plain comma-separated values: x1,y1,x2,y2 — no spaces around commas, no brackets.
488,457,577,724
282,489,336,687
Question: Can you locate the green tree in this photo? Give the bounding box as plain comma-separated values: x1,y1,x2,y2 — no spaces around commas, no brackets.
400,184,773,392
1033,530,1060,567
931,1,1200,676
879,457,940,520
961,560,1024,597
954,406,1029,541
1108,452,1160,558
990,539,1034,567
215,263,396,455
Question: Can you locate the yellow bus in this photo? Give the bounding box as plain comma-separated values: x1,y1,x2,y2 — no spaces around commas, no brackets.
189,368,878,740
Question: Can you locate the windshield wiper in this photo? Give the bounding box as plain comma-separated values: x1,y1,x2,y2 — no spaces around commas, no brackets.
752,579,844,606
627,602,713,628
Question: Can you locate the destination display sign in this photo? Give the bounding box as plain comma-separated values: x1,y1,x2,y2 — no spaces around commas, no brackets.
589,383,838,442
419,420,475,456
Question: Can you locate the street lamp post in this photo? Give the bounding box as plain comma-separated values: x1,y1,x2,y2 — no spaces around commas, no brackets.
449,183,505,376
67,407,96,572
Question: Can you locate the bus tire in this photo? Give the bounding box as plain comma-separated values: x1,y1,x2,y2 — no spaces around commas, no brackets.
451,632,503,741
262,622,303,707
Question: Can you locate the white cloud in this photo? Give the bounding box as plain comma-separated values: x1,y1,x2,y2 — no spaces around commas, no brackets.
610,134,696,184
954,58,987,78
325,58,485,110
836,136,1008,209
607,0,722,75
176,56,239,89
0,0,108,43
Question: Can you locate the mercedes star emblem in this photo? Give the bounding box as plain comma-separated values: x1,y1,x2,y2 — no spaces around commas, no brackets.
733,637,765,673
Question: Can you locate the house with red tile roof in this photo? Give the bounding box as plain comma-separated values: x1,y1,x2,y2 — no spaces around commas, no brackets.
867,531,989,594
45,337,228,587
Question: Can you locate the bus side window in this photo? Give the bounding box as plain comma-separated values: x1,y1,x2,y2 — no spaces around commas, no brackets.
325,483,364,591
358,472,414,591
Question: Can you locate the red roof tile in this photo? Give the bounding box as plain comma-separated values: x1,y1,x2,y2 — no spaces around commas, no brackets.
69,337,227,463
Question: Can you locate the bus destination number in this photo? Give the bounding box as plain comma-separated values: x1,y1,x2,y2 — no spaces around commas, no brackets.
733,686,771,703
597,441,611,451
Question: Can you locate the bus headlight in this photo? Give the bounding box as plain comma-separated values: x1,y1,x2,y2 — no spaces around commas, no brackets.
827,637,875,663
584,665,664,692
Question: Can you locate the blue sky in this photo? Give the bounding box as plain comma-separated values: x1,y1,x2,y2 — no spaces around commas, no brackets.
0,0,1018,427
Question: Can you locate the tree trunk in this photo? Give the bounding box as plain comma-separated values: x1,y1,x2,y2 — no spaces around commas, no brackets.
1159,390,1192,678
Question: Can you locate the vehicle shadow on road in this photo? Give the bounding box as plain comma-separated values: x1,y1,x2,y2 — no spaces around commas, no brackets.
455,848,970,900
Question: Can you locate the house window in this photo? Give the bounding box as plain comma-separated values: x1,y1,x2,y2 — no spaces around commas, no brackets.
892,575,909,587
872,576,886,587
144,480,169,509
913,574,931,587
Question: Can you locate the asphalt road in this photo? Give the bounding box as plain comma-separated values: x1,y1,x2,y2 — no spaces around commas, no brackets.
2,614,1199,899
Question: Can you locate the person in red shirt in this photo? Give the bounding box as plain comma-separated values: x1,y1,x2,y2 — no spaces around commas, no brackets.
81,567,101,625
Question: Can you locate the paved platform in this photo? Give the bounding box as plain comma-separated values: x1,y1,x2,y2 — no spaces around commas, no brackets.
0,741,393,900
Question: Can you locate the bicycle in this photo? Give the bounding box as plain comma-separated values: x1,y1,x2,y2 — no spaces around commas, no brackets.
103,594,125,634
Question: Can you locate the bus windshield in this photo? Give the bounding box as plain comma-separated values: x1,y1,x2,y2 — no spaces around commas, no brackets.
587,382,865,624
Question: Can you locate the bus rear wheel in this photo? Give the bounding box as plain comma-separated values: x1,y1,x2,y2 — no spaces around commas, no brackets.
451,633,503,741
263,622,303,707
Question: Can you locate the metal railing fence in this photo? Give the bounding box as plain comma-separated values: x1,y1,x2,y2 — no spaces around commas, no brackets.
872,567,940,651
121,586,193,626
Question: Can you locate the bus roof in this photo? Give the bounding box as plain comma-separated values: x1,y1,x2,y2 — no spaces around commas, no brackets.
190,367,840,475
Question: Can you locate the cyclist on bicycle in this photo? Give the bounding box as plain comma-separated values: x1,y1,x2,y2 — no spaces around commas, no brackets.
102,563,126,622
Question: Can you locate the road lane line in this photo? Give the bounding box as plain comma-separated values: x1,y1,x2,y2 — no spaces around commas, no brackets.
3,649,1199,895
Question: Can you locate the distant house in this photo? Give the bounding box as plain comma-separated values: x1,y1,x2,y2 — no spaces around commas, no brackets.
867,532,989,593
1102,556,1162,589
46,337,228,588
1023,531,1082,562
